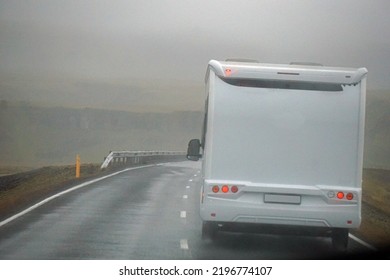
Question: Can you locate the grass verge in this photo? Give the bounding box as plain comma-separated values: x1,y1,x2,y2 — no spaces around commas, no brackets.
0,164,104,221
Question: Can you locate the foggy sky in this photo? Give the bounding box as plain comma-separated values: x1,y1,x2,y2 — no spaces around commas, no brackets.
1,0,390,112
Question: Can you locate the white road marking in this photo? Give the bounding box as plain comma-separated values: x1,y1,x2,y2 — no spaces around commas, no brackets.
0,164,157,228
183,195,188,199
180,239,189,250
180,211,187,218
349,233,377,251
186,186,190,189
188,179,193,182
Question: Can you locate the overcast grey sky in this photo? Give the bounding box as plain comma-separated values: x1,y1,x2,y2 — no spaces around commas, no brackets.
1,0,389,111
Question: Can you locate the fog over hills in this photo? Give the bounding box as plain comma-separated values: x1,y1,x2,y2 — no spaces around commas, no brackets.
0,73,204,112
0,102,203,166
1,1,389,168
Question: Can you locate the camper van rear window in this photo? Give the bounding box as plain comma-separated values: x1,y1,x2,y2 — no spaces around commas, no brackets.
220,77,343,92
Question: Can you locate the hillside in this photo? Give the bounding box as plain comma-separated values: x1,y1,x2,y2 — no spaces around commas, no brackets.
364,90,390,169
0,102,202,166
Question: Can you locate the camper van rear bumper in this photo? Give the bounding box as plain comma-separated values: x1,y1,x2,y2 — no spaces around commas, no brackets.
200,198,361,229
205,221,333,237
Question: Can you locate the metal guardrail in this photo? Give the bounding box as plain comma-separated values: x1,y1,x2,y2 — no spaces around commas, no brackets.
100,151,186,169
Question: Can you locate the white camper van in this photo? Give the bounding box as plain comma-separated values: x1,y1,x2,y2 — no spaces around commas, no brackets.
187,59,367,250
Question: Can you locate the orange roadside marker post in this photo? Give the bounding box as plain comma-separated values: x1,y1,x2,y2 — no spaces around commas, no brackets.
76,154,81,178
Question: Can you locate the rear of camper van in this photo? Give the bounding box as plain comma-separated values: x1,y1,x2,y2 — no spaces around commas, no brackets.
187,60,367,250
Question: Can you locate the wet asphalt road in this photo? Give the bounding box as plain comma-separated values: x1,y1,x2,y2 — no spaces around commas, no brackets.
0,161,372,259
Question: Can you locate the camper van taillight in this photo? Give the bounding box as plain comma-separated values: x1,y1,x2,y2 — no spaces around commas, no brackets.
212,185,220,193
221,185,229,193
337,192,344,199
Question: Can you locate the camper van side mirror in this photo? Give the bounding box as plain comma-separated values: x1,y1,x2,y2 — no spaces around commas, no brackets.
187,139,201,161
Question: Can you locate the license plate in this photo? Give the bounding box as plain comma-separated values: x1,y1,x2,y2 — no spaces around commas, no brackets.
264,193,301,204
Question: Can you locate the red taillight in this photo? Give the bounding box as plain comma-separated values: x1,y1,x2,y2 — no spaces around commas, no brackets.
221,185,229,193
212,185,219,193
337,192,344,199
346,193,354,200
231,186,238,193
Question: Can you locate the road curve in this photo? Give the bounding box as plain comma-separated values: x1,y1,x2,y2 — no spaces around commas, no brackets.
0,161,373,259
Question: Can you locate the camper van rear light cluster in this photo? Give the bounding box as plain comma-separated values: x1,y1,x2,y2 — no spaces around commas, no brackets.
212,185,239,193
328,191,354,200
338,192,354,200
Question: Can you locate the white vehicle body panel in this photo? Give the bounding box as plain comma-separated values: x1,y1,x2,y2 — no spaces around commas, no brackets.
200,60,367,229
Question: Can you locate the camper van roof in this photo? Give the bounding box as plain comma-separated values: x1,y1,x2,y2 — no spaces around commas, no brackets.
207,60,367,85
